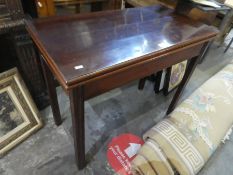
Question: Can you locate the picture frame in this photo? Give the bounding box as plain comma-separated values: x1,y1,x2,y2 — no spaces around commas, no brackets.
0,68,42,156
163,60,188,95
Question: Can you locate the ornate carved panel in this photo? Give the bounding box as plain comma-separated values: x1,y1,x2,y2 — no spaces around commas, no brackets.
0,0,49,109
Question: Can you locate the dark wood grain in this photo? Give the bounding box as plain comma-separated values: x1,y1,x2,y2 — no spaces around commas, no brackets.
167,56,199,114
83,43,203,99
26,5,218,90
166,42,209,114
0,0,24,33
40,57,62,126
69,86,85,169
26,5,218,169
14,33,49,109
0,0,49,109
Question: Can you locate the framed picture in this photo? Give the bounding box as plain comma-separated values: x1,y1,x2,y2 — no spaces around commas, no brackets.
163,60,188,95
0,68,42,156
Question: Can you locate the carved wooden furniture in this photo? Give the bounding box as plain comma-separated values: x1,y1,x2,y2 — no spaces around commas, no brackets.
26,5,218,169
0,0,24,33
0,0,48,109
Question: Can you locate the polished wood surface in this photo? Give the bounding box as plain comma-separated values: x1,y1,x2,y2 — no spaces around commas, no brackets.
27,5,218,169
26,5,218,90
69,86,85,169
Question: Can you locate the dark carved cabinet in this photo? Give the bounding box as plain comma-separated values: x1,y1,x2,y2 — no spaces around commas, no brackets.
0,0,48,109
0,0,25,31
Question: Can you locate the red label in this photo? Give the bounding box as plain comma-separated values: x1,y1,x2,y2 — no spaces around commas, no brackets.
107,133,144,175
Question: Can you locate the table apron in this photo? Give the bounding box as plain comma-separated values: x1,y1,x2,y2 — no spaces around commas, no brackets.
83,43,204,100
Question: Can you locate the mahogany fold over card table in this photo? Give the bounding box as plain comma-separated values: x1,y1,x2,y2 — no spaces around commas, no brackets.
26,5,218,169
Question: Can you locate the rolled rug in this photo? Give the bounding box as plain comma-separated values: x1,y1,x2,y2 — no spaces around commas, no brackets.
131,138,175,175
131,63,233,175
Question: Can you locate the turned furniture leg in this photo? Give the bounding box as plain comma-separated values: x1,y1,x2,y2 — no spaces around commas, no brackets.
138,77,147,90
69,86,86,169
40,58,62,126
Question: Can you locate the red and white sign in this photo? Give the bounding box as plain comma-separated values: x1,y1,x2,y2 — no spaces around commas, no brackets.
107,133,144,175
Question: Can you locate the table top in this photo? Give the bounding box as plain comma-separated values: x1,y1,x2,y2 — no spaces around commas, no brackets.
26,5,218,89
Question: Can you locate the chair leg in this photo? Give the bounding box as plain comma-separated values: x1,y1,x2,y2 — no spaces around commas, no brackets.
224,37,233,53
138,78,147,90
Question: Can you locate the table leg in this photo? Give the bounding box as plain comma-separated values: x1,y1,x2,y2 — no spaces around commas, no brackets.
167,42,210,114
198,42,211,63
224,37,233,53
69,86,86,169
166,56,199,114
40,58,62,126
